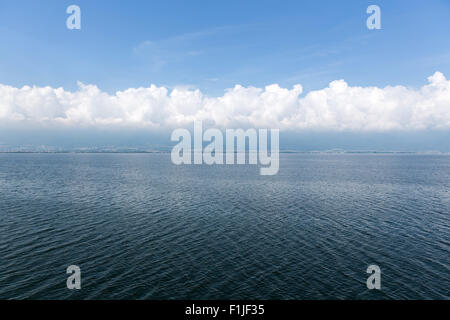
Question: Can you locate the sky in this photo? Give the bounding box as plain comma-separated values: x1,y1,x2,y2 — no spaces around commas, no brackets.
0,0,450,151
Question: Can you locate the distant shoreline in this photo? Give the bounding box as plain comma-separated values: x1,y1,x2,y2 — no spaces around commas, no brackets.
0,151,449,155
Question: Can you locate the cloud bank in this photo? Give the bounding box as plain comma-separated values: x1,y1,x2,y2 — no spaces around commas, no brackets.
0,72,449,132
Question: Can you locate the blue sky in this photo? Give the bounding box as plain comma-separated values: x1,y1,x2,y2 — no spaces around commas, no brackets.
1,0,450,94
1,0,450,151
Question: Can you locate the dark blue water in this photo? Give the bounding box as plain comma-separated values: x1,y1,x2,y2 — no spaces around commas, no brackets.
0,153,448,299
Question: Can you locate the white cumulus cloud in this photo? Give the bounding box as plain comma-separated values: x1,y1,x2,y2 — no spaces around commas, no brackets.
0,72,449,131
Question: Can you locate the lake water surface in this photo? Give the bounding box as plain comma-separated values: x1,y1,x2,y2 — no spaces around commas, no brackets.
0,153,448,299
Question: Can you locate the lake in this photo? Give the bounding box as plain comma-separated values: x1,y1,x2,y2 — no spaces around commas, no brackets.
0,153,448,299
